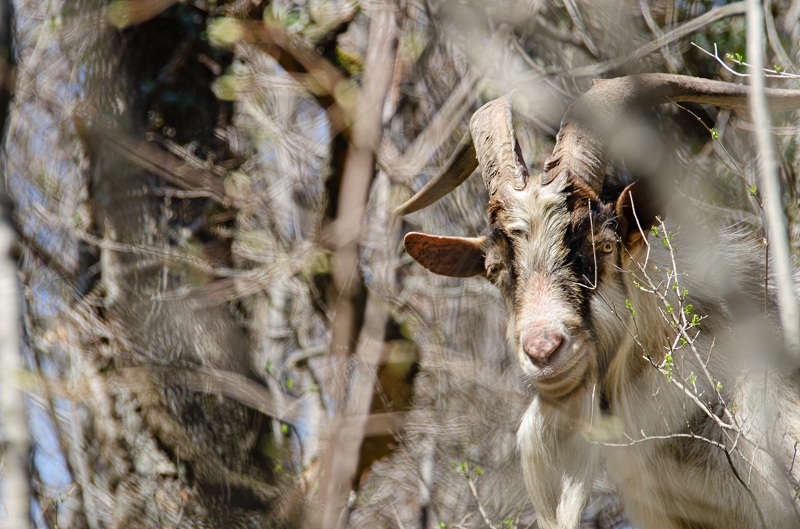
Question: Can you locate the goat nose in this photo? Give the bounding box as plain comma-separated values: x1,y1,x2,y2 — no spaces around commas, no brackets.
522,328,565,367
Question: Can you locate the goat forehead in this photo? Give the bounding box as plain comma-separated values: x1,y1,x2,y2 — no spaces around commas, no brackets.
493,185,567,232
492,184,614,318
494,186,571,268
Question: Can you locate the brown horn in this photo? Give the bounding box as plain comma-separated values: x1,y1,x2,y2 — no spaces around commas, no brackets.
394,132,477,215
470,92,530,199
541,73,800,193
398,74,800,214
395,92,529,215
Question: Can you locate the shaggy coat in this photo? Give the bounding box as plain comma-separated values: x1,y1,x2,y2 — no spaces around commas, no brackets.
399,75,800,529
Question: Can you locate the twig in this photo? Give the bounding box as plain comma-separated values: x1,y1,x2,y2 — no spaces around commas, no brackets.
562,0,599,58
208,17,355,135
74,118,231,206
106,0,179,28
638,0,682,73
693,42,800,79
764,0,796,74
112,366,305,425
379,69,479,185
465,473,496,529
547,2,748,78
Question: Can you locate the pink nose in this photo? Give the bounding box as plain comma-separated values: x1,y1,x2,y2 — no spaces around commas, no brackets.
522,327,565,367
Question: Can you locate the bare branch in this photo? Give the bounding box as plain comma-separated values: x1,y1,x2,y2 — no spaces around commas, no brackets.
553,2,748,78
316,3,399,528
747,0,800,358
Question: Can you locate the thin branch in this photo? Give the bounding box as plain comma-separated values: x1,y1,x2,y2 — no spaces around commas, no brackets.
764,0,796,73
562,0,599,58
208,17,355,135
465,473,496,529
379,69,479,185
548,2,748,78
638,0,682,72
106,0,179,28
692,42,800,79
74,118,231,206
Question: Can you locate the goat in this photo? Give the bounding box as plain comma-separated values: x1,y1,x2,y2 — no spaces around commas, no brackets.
396,74,800,529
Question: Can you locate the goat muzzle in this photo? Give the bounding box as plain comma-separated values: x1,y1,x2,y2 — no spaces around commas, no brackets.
522,325,567,368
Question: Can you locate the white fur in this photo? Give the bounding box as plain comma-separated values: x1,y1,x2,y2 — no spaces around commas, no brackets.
507,187,800,529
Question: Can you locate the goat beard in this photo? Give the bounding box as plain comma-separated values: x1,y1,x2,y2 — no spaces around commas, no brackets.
516,336,598,406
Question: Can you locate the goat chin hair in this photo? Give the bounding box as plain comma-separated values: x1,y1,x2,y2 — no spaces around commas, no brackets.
517,225,800,529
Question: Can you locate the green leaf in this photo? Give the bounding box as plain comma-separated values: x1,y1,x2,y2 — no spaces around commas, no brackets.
663,353,674,381
710,128,719,140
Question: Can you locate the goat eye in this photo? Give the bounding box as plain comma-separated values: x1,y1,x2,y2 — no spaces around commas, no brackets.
487,263,503,278
598,241,614,254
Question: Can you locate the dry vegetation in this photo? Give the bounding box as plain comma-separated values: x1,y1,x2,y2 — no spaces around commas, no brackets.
2,1,800,528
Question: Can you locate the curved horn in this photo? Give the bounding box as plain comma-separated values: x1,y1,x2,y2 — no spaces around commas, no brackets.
470,92,530,199
542,73,800,192
395,92,529,215
398,74,800,214
394,132,477,215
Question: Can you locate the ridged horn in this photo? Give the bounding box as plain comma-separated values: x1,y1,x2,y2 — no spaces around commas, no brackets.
470,92,530,198
394,92,528,215
398,74,800,213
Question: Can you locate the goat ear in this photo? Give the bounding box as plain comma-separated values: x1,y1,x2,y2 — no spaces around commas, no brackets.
404,232,486,278
615,181,660,249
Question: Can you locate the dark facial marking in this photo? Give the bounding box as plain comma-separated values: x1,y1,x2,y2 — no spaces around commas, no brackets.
563,182,618,316
484,224,516,291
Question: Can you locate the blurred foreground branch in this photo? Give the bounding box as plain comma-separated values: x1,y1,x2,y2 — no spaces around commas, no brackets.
746,0,800,357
